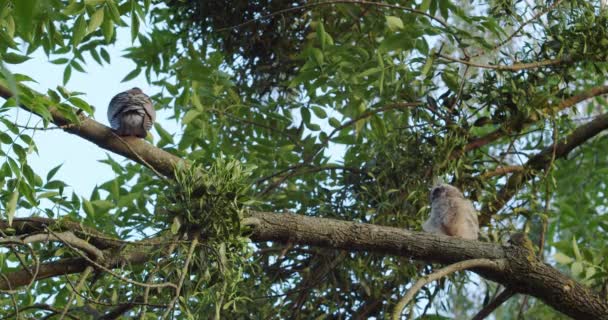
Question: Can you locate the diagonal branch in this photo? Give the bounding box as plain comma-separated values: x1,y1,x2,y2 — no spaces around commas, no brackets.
0,84,183,178
480,112,608,224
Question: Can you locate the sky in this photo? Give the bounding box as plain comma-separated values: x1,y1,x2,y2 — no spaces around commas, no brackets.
9,28,168,201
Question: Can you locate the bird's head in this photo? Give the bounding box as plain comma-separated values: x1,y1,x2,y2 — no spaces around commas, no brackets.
430,184,464,202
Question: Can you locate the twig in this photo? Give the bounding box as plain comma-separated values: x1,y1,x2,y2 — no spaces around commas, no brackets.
479,166,524,179
391,258,505,320
110,131,168,180
471,288,516,320
161,233,199,319
59,266,93,320
438,53,568,71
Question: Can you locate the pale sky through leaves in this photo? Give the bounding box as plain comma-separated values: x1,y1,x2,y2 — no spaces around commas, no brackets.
10,28,168,202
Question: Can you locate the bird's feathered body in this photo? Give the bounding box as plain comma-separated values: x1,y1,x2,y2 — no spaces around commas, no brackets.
423,184,479,240
107,87,155,138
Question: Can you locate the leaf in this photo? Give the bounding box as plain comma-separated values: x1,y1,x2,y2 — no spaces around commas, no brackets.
2,53,31,64
63,65,72,85
572,237,582,261
46,163,63,181
72,15,87,47
69,97,94,114
571,261,583,277
311,106,327,119
50,58,69,65
63,2,85,15
554,252,574,265
171,217,181,234
182,109,200,125
386,16,404,31
6,190,18,226
300,107,311,124
87,8,105,35
100,48,111,63
329,117,341,128
83,199,95,217
101,9,115,43
131,11,140,42
121,68,141,82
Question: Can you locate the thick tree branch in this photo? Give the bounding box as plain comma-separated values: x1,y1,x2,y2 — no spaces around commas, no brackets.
244,212,608,319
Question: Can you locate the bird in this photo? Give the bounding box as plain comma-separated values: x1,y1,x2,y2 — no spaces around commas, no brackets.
422,183,479,240
107,87,155,138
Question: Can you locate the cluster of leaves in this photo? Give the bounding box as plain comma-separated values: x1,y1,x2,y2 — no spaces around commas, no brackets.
156,157,260,316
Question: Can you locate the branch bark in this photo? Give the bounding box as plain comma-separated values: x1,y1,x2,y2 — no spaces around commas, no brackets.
0,85,183,178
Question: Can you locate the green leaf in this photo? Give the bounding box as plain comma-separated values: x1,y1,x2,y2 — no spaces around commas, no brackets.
154,123,173,143
63,2,85,15
121,68,141,82
72,15,88,47
300,107,311,124
554,252,574,265
131,11,140,42
171,216,181,234
311,106,327,119
2,53,31,64
0,132,12,144
107,1,122,24
385,16,404,31
572,237,582,261
83,199,95,217
100,48,111,63
101,8,115,43
87,8,105,34
46,164,63,181
182,109,200,125
91,200,114,213
63,65,72,85
69,97,94,114
6,190,18,226
329,117,341,128
571,261,583,277
50,58,69,65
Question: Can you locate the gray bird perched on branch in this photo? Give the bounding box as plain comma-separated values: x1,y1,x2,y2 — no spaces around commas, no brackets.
423,183,479,240
107,87,155,138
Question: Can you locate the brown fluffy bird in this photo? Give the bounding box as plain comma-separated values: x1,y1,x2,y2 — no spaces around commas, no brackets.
422,184,479,240
107,87,155,138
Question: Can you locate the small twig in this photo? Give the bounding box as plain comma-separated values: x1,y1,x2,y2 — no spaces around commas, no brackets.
161,233,199,319
110,131,168,180
471,288,516,320
391,259,505,320
438,53,568,71
59,266,94,320
479,165,525,179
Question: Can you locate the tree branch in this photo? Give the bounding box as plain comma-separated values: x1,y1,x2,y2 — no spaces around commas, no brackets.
480,112,608,224
392,258,506,320
243,211,608,319
0,84,183,178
